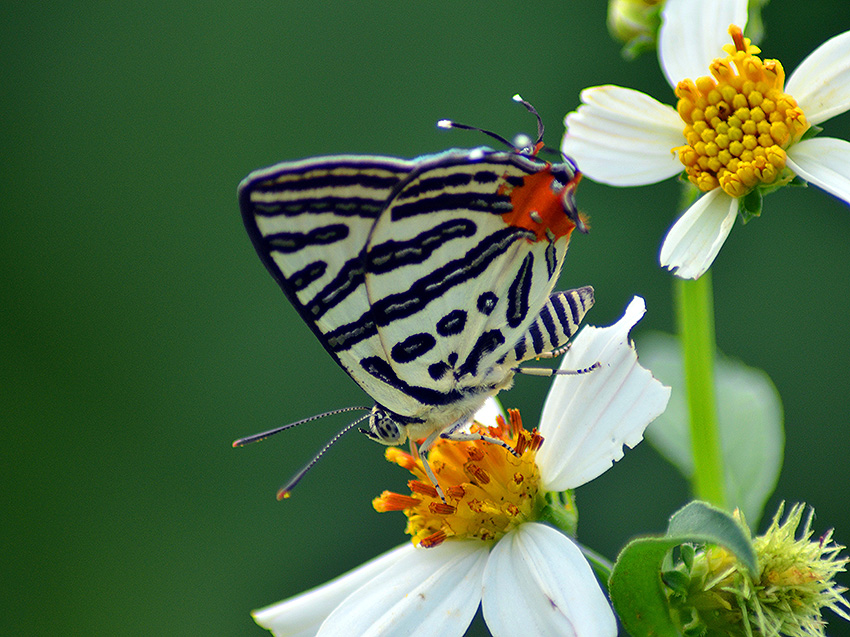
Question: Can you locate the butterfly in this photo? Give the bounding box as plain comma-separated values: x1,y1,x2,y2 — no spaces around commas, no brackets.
236,96,595,499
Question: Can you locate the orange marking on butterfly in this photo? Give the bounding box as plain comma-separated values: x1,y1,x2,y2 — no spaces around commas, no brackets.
498,167,581,241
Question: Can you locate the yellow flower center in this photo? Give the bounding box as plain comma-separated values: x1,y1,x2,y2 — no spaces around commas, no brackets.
673,25,809,198
373,409,545,548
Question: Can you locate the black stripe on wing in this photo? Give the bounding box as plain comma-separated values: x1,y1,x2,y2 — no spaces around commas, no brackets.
506,253,534,328
398,168,501,199
506,286,595,364
304,257,367,320
252,170,402,193
366,219,477,274
455,329,507,378
390,191,512,220
323,224,533,356
385,150,550,222
395,167,523,203
266,224,350,253
239,156,415,366
288,261,327,292
250,196,387,218
359,355,498,407
369,226,536,328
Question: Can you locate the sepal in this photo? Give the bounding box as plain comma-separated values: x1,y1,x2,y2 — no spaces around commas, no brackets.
539,490,578,537
609,501,757,636
739,187,762,222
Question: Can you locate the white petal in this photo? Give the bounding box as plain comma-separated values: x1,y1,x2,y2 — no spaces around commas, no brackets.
787,137,850,205
319,540,488,637
658,0,748,88
253,544,413,637
472,397,506,429
481,523,616,637
562,85,683,186
659,188,738,280
536,298,671,491
786,30,850,125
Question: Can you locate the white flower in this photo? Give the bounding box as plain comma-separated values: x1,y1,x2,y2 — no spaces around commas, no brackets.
563,0,850,279
252,297,671,636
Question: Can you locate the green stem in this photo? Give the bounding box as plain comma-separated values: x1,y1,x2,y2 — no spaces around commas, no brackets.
578,543,614,588
675,273,726,508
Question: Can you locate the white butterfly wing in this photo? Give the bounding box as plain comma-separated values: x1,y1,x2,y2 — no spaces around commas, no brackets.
362,151,580,419
239,155,415,386
240,150,591,431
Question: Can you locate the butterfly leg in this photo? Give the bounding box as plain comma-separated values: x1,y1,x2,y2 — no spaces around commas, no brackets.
417,416,524,503
439,418,520,457
514,362,601,377
533,342,572,359
417,429,447,503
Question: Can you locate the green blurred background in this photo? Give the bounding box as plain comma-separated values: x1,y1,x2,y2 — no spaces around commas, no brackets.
3,2,849,634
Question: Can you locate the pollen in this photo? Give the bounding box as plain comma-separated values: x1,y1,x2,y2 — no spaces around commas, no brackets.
673,25,808,198
372,409,545,547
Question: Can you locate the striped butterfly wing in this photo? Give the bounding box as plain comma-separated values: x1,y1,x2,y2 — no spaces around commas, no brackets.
361,150,584,420
239,155,416,381
502,287,596,369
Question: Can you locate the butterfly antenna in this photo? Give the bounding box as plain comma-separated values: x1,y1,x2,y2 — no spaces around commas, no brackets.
512,94,545,146
276,413,371,500
437,119,514,149
232,406,370,447
438,94,546,154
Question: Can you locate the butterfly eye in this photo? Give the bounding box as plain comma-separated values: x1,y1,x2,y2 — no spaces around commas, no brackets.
549,166,586,233
365,406,407,446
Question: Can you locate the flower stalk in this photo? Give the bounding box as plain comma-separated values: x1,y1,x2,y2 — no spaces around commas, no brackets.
675,272,726,507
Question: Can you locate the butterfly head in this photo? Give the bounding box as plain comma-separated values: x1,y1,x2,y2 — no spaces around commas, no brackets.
361,405,409,446
551,162,588,234
497,157,587,241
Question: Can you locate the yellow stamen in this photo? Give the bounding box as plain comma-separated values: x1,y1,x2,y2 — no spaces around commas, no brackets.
672,25,808,198
409,479,439,498
420,530,447,549
372,492,420,512
372,408,545,547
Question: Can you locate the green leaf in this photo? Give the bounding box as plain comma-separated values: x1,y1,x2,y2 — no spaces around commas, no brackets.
609,538,684,637
637,332,784,526
661,568,691,596
667,501,757,575
679,543,694,571
610,502,758,635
